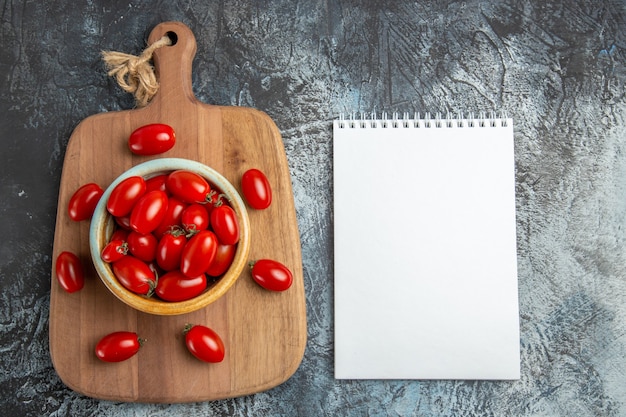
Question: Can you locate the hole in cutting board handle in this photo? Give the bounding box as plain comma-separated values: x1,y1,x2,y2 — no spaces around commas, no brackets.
148,23,198,105
165,31,178,45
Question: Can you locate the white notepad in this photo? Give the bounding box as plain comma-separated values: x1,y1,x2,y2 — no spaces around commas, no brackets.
333,115,520,380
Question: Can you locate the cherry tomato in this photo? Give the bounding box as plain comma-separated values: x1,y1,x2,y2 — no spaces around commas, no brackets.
156,232,187,271
128,123,176,155
95,331,144,362
145,174,169,193
101,239,128,263
204,190,227,216
206,244,236,277
110,228,129,242
129,190,168,234
241,168,272,210
107,176,146,217
210,205,239,245
112,255,157,296
115,214,132,230
183,324,225,363
154,197,187,238
182,203,209,233
127,231,158,262
55,251,85,293
155,271,207,302
166,170,210,203
180,230,218,278
250,259,293,291
68,183,104,221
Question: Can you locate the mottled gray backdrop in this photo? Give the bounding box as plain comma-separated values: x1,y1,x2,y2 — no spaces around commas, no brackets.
2,1,626,416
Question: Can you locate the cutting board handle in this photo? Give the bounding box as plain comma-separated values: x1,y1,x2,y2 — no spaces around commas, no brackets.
148,21,198,106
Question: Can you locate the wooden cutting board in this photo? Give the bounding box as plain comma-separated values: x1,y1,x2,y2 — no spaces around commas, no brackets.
49,21,306,403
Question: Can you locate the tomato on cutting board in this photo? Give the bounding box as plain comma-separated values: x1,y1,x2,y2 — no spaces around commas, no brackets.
250,259,293,292
128,123,176,156
95,331,144,362
68,183,104,221
241,168,272,210
183,324,225,363
55,251,85,293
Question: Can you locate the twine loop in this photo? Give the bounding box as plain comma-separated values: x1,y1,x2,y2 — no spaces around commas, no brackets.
101,35,172,107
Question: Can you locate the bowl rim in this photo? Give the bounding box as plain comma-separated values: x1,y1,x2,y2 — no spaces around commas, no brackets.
89,158,251,315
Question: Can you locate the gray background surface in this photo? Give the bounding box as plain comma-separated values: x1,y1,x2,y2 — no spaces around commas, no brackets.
2,1,626,416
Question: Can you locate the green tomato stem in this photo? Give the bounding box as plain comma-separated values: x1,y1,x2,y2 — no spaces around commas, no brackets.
182,323,194,335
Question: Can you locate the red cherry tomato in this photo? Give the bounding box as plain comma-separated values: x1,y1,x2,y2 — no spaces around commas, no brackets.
115,214,132,230
204,190,227,216
112,255,156,296
55,251,85,293
107,176,146,217
183,324,225,363
68,183,104,221
154,197,187,238
241,168,272,210
180,230,218,277
210,205,239,245
166,170,210,203
182,203,210,233
127,231,158,262
129,190,168,234
95,331,143,362
206,244,236,277
156,232,187,271
145,174,169,193
250,259,293,291
155,271,207,302
110,228,129,242
101,239,128,263
128,123,176,155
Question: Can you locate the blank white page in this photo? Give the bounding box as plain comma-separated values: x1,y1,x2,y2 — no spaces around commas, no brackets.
333,117,520,380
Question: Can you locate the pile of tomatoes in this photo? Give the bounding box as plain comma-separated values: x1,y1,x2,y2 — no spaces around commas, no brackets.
55,122,294,364
101,169,241,302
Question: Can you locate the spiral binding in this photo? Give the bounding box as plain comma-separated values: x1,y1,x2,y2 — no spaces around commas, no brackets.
336,112,510,129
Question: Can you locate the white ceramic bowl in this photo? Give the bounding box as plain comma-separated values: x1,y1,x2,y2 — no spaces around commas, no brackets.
89,158,251,315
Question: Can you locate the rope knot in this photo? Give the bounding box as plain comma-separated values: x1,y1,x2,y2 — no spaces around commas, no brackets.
101,35,172,107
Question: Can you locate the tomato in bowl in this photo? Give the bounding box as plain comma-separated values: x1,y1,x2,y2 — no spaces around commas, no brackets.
89,158,251,315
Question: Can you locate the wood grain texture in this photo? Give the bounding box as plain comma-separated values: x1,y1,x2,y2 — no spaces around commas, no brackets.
48,21,306,403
